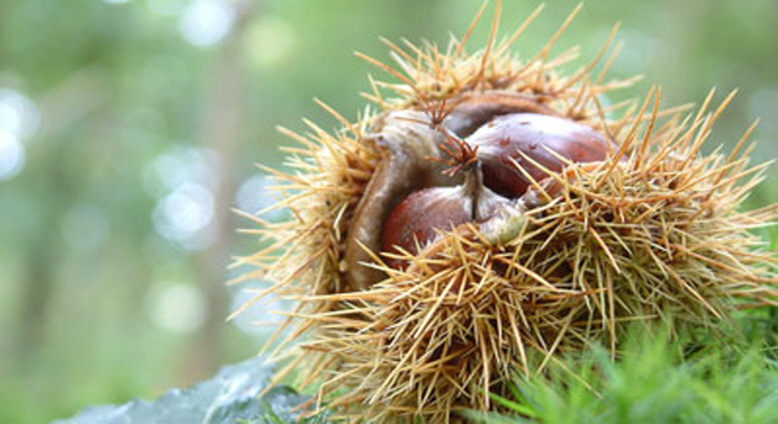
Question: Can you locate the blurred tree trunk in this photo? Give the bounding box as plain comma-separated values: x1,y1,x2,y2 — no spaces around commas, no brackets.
183,1,257,381
11,68,108,369
15,241,55,369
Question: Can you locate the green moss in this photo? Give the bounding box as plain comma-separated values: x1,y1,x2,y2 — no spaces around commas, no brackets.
466,315,778,424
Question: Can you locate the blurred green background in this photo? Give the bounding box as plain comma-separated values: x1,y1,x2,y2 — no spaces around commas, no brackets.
0,0,776,422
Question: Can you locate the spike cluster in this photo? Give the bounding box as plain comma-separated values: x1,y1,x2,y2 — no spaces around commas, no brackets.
233,3,777,422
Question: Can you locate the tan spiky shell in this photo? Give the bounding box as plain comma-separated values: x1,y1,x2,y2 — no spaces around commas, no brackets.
233,3,778,422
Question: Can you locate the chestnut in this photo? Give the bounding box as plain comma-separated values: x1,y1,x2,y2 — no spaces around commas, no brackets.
467,113,614,198
380,163,511,269
380,186,470,269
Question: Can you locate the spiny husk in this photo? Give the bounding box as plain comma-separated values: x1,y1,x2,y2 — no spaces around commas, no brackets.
233,4,778,423
300,90,778,422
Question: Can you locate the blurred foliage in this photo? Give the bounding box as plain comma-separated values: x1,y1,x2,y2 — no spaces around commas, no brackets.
0,0,775,423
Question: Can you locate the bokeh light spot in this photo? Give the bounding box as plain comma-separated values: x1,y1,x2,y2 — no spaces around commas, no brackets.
0,130,25,181
234,174,283,220
0,88,41,140
245,15,297,68
145,282,206,333
179,0,236,47
152,182,215,247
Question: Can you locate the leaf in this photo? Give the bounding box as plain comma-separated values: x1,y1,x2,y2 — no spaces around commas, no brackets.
54,357,309,424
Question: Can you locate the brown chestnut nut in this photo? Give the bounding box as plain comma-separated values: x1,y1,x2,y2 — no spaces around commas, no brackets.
381,164,511,269
467,113,614,198
381,186,471,269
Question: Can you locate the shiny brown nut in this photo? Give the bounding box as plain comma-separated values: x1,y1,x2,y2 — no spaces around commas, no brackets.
380,185,472,269
380,164,511,269
467,113,614,198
